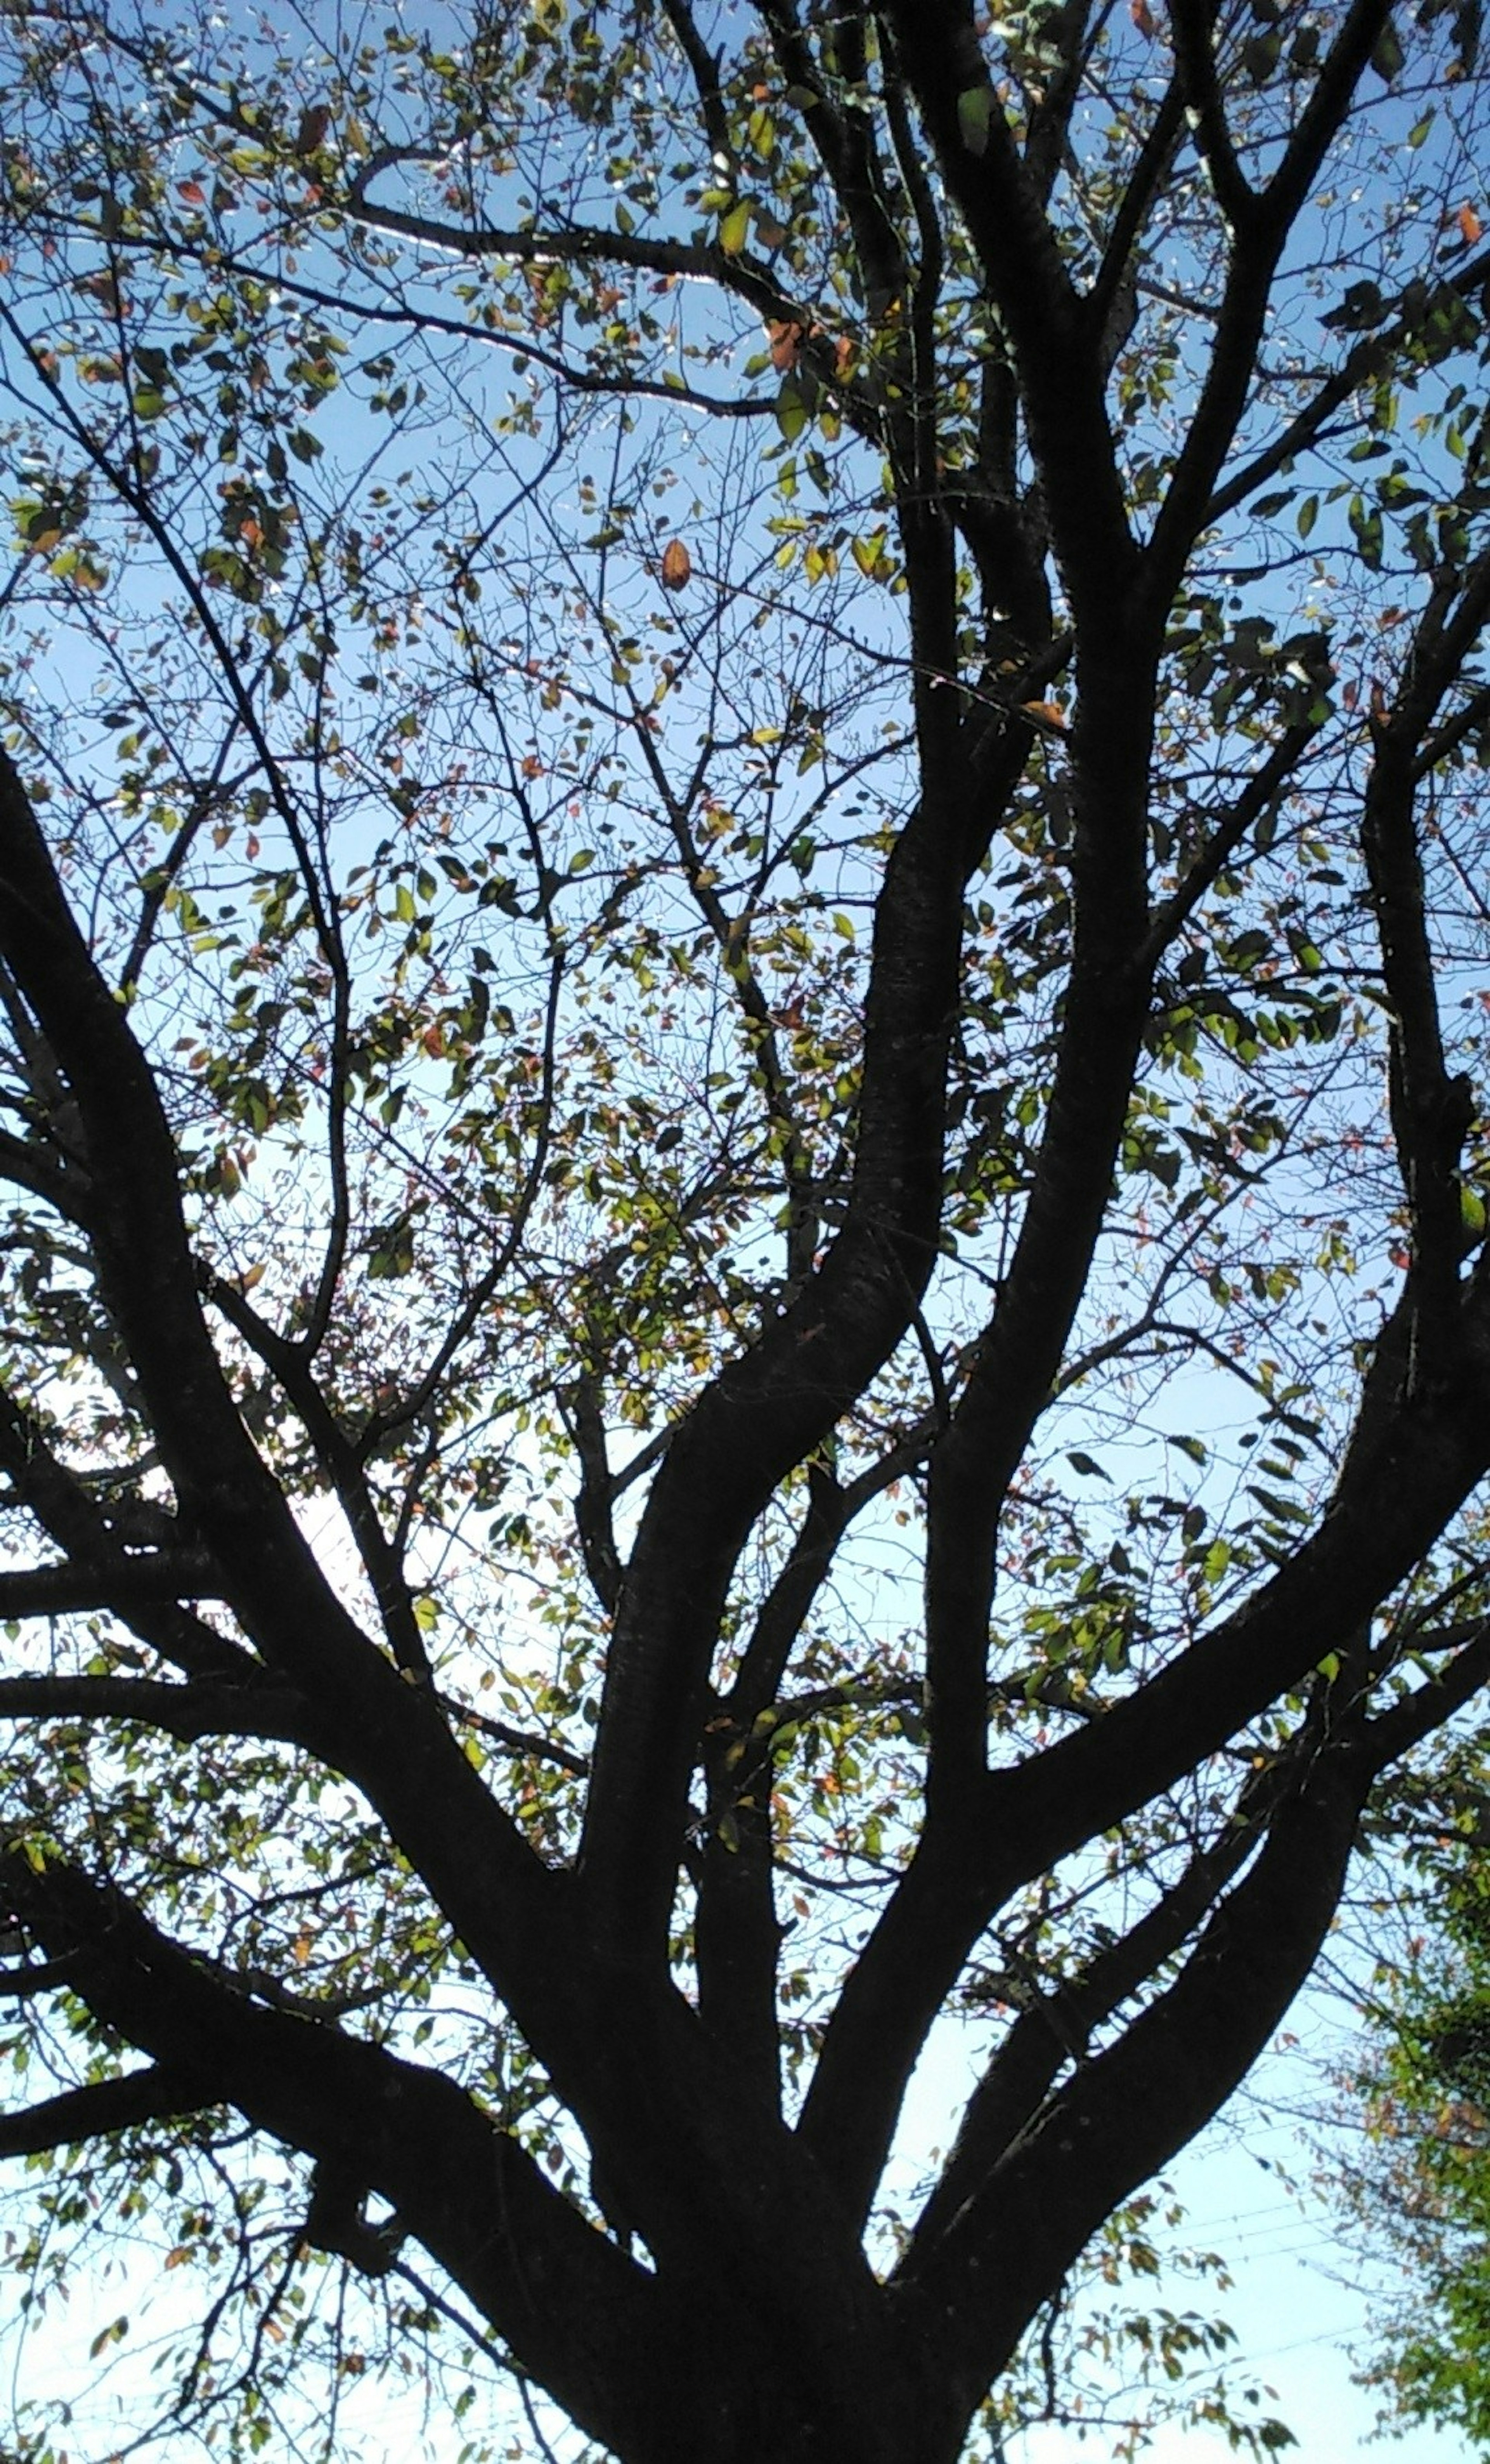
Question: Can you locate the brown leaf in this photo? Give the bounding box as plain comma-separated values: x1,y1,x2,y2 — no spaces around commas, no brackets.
295,102,332,157
1130,0,1157,35
659,539,692,591
768,319,804,371
75,269,126,311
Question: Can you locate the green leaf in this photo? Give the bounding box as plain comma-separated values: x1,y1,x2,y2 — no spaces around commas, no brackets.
774,376,811,444
1371,14,1405,78
956,85,994,155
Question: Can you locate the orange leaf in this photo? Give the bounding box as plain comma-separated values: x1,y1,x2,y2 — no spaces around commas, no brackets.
1458,201,1483,244
767,319,803,370
177,179,206,206
659,538,692,591
1021,699,1067,729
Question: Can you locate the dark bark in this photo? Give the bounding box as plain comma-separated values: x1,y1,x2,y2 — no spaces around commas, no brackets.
0,7,1488,2461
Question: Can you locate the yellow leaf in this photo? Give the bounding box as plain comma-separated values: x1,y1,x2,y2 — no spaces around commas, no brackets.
717,199,752,255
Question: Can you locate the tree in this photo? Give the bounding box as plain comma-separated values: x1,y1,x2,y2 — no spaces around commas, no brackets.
1323,1733,1490,2452
0,0,1489,2455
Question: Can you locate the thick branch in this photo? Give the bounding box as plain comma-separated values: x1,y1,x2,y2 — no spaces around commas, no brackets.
903,1741,1372,2386
0,1673,322,1749
0,1842,665,2459
919,651,1158,1823
1145,0,1388,606
1260,0,1393,231
1364,1616,1490,1766
805,1272,1490,2216
0,754,565,2022
691,1438,928,2101
755,0,908,325
563,1374,624,1618
877,0,1137,619
1168,0,1257,233
1362,551,1490,1360
579,560,981,1956
1362,740,1472,1361
1087,78,1188,348
0,1554,221,1618
200,1266,431,1681
912,1751,1288,2251
0,1122,92,1222
659,0,732,166
0,1383,252,1681
0,2065,215,2157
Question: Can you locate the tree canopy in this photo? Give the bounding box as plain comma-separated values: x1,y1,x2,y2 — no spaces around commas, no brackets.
1323,1732,1490,2453
1,0,1489,2457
